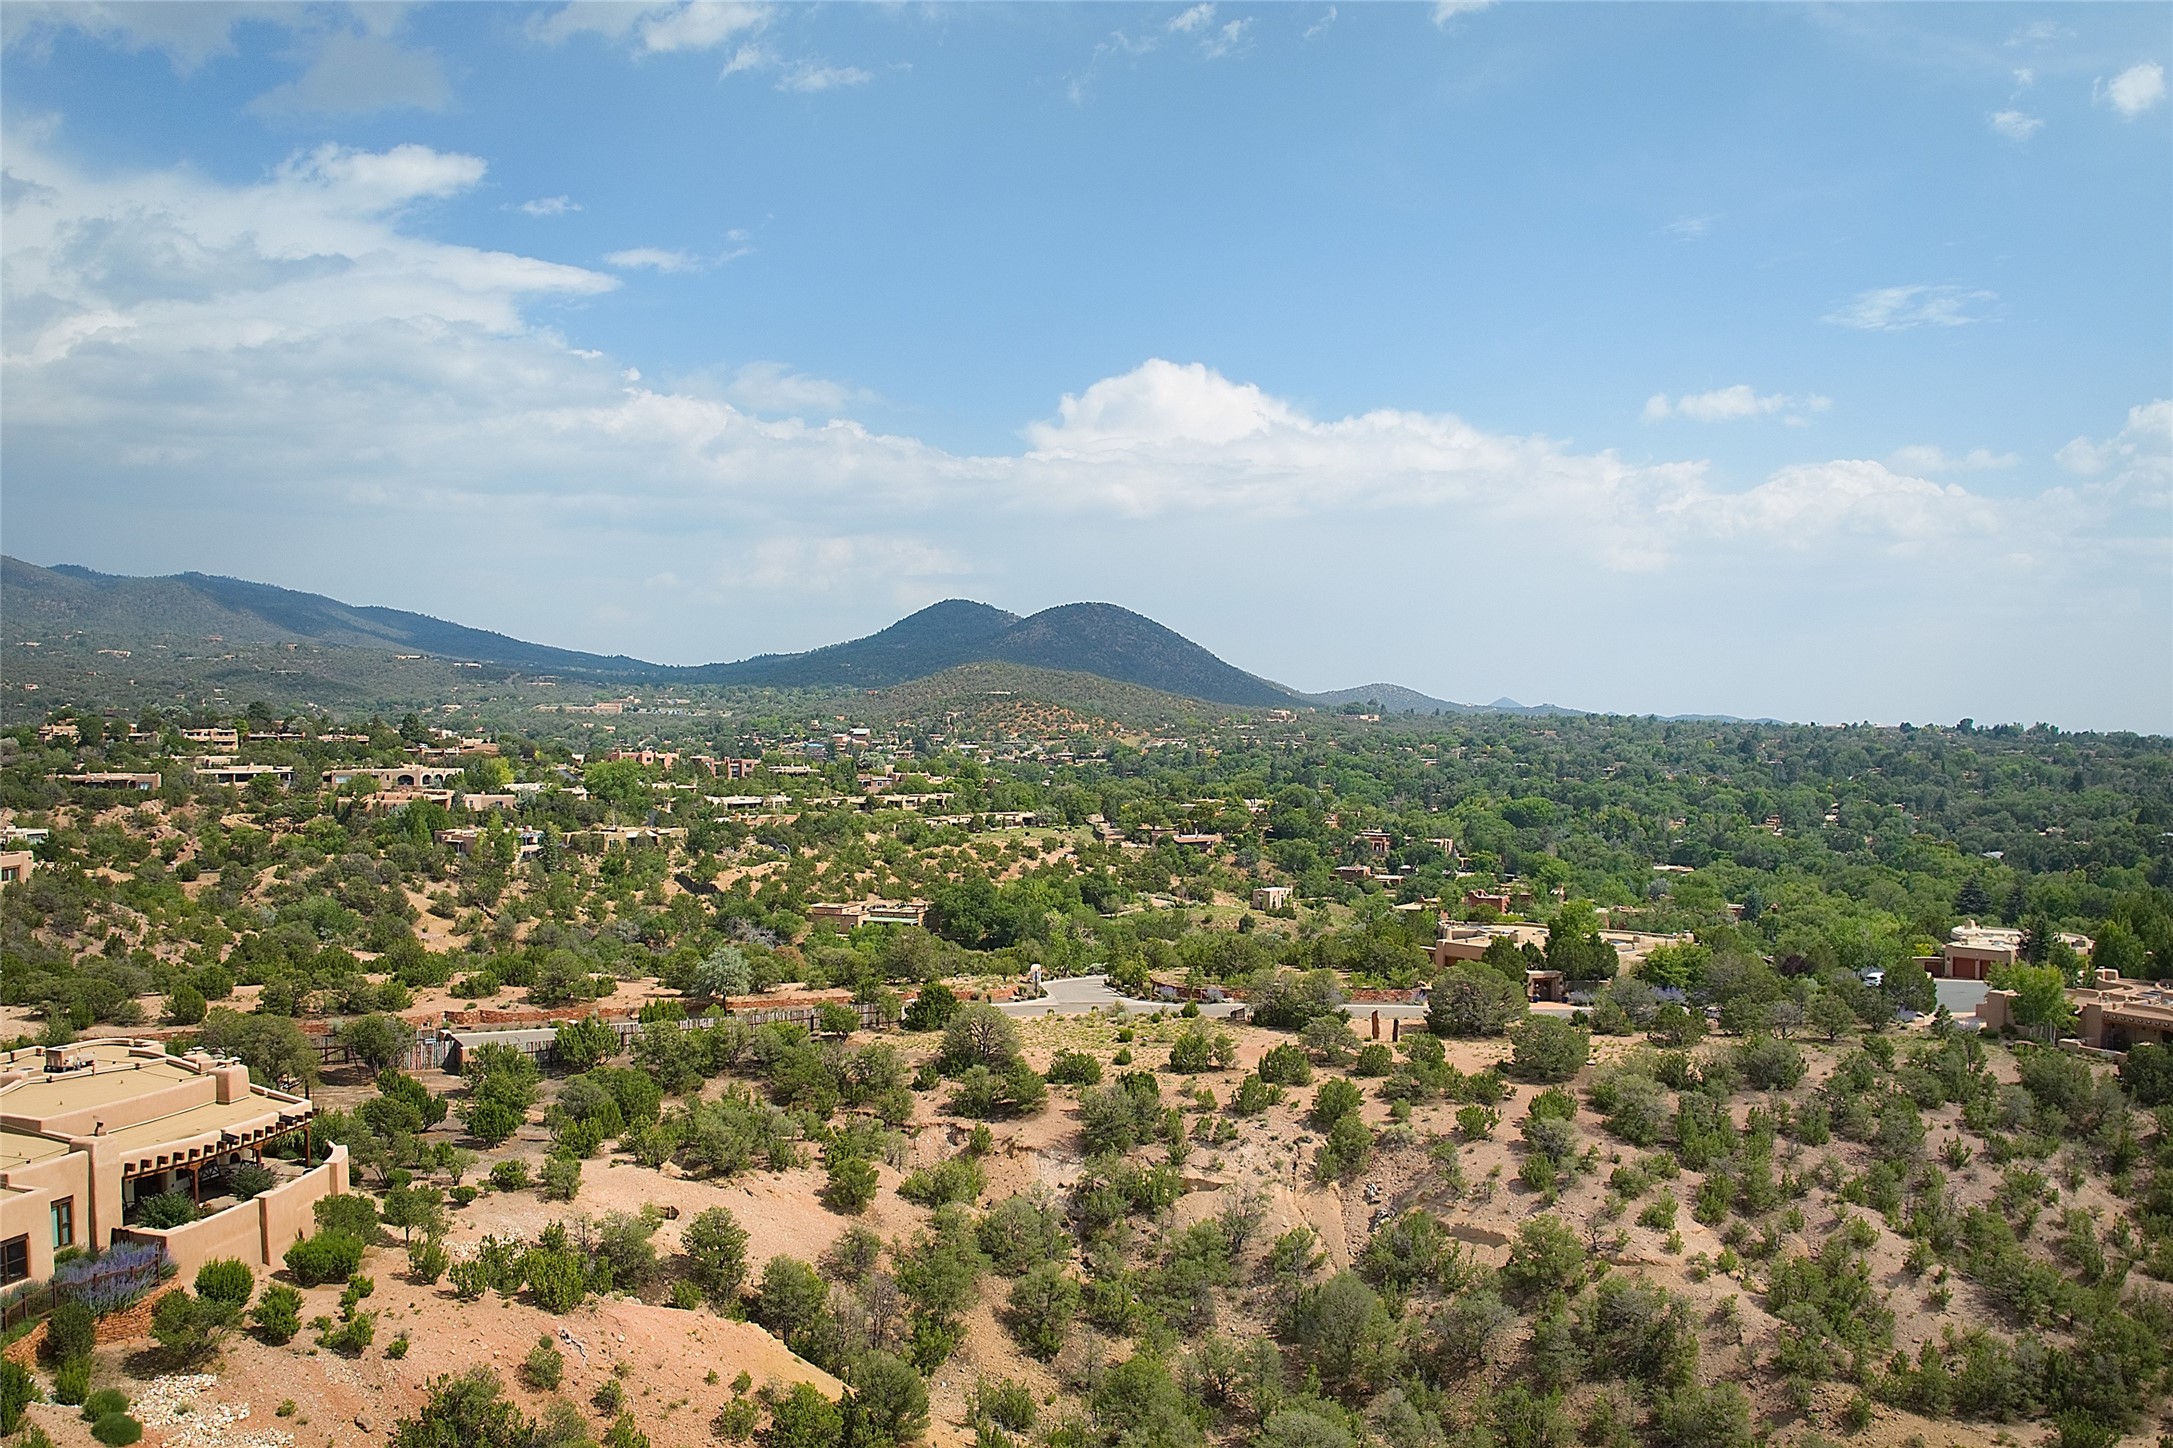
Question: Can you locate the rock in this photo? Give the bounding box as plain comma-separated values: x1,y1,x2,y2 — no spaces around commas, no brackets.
354,1417,372,1432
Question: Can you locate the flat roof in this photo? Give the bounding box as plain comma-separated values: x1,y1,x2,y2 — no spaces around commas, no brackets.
2,1127,72,1171
97,1096,297,1157
0,1056,201,1117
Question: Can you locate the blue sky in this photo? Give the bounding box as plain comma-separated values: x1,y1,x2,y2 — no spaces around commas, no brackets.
2,2,2168,730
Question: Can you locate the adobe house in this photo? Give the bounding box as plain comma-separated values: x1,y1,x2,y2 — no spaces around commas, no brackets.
0,1041,344,1286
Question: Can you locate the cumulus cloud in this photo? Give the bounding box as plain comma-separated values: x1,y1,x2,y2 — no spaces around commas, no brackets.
2100,62,2167,118
2056,401,2173,494
1887,445,2019,474
1643,386,1831,424
714,362,873,417
1988,109,2043,141
2,137,2159,675
740,535,969,593
1823,284,1995,331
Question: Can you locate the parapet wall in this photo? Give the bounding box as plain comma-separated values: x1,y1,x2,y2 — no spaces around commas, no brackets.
109,1144,348,1280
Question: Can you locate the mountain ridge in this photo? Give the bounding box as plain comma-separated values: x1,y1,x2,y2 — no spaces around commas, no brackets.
2,558,1309,710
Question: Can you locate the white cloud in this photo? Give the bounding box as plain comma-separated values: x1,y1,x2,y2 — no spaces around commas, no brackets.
1167,5,1216,35
1201,19,1252,59
3,4,448,116
2006,20,2072,46
720,42,773,76
0,1,294,72
740,535,968,593
1432,0,1494,24
249,30,452,117
1663,214,1713,242
1823,284,1995,331
2012,68,2035,89
2,138,2158,683
715,362,872,417
529,2,770,54
1887,445,2019,474
777,62,871,93
1644,386,1831,424
1303,8,1337,40
2100,62,2167,119
1988,109,2043,141
2056,401,2173,493
604,247,704,272
519,196,582,218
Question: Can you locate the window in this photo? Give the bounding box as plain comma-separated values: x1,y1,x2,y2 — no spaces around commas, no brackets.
52,1197,74,1249
0,1236,27,1287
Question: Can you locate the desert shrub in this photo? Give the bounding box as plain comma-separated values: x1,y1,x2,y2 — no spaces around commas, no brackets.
971,1378,1037,1433
1091,1071,1176,1151
1352,1043,1394,1076
946,1063,1048,1119
1309,1077,1363,1129
0,1360,38,1435
756,1256,831,1345
1508,1019,1590,1082
408,1236,450,1284
285,1231,365,1286
488,1159,531,1192
1427,964,1529,1038
1317,1113,1375,1181
1004,1263,1082,1358
1046,1049,1103,1086
521,1246,588,1314
1502,1215,1586,1298
681,1205,751,1299
81,1389,129,1423
978,1190,1070,1275
1457,1104,1499,1140
903,982,960,1032
91,1415,143,1446
1169,1029,1235,1074
539,1151,582,1202
899,1155,985,1208
228,1163,278,1200
1257,1043,1313,1086
135,1191,199,1229
1232,1073,1281,1114
46,1300,95,1363
54,1359,90,1406
151,1289,236,1363
823,1153,880,1214
1647,1383,1754,1448
252,1283,303,1343
522,1334,564,1390
193,1258,255,1308
314,1193,379,1241
1737,1035,1807,1091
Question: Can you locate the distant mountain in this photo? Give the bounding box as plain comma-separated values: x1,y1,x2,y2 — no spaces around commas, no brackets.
1307,683,1473,715
4,556,1617,717
692,599,1020,689
1,559,1300,708
4,557,657,680
694,598,1294,706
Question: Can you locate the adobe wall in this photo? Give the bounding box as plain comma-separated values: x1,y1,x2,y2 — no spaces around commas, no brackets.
110,1144,347,1279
